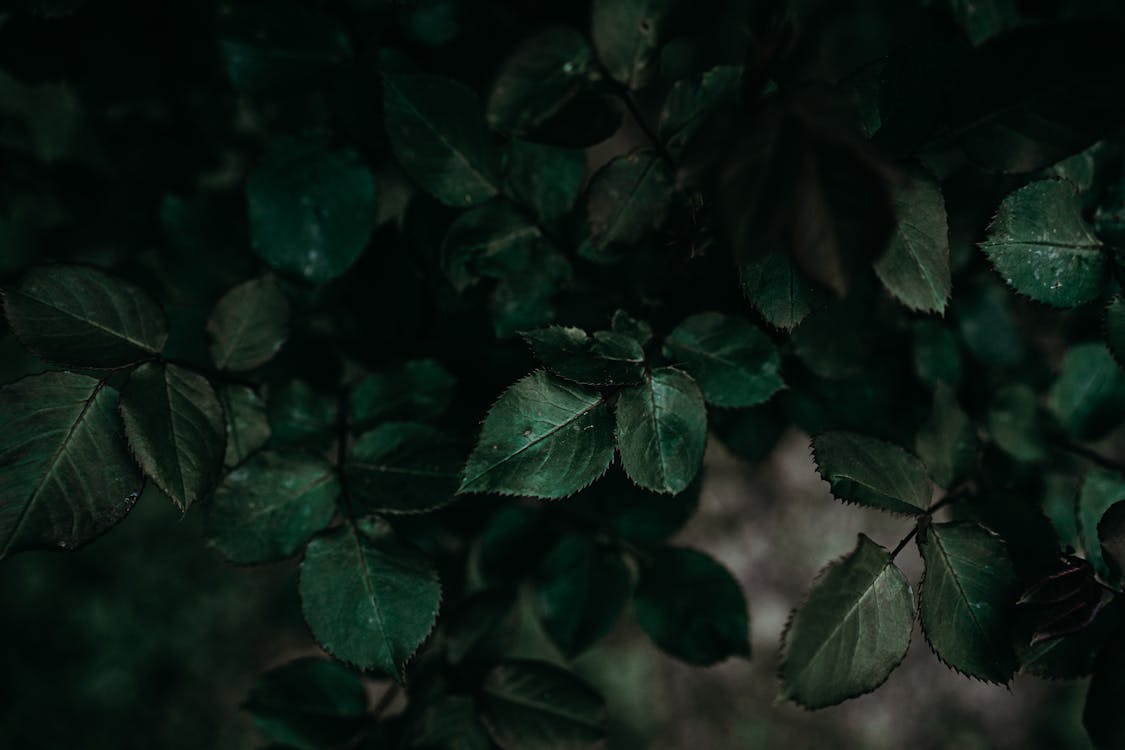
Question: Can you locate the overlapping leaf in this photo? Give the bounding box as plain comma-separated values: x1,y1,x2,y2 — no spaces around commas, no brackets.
615,367,706,494
522,326,645,386
663,312,784,408
811,432,932,515
479,660,607,750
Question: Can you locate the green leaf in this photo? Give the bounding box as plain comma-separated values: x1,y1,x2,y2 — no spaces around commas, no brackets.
1084,639,1125,749
811,431,932,515
504,140,586,221
615,367,707,494
610,309,653,347
874,168,951,313
634,546,750,665
663,312,784,408
1097,501,1125,579
119,362,226,512
1078,471,1125,580
567,469,700,544
479,659,607,750
408,694,495,750
204,452,338,565
242,658,367,750
299,517,441,678
591,0,676,89
912,319,962,388
383,73,501,207
247,134,377,284
3,264,168,367
346,422,461,515
1107,296,1125,367
533,534,631,657
584,150,674,258
220,385,271,468
206,275,289,372
522,326,645,386
979,180,1104,308
490,252,573,338
349,359,455,429
659,65,741,155
486,29,596,138
442,200,543,292
987,384,1046,462
917,521,1019,683
780,534,914,708
460,371,614,498
739,250,826,332
0,372,141,558
268,380,336,451
1048,343,1125,441
915,383,980,489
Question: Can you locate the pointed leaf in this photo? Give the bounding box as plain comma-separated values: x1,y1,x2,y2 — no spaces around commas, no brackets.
659,65,741,155
917,521,1020,683
383,73,501,207
634,546,750,665
204,452,338,565
875,168,951,313
1097,500,1125,579
207,275,289,371
119,362,226,511
522,326,645,386
610,309,653,347
441,200,543,293
504,140,586,221
739,250,827,331
811,431,932,515
663,312,784,408
460,371,614,498
1048,343,1125,441
299,517,441,678
915,383,980,489
220,385,270,468
615,367,706,494
346,422,461,514
591,0,677,89
1078,471,1125,580
349,359,455,429
3,264,167,367
584,150,674,258
979,180,1104,307
479,659,607,750
242,658,367,750
0,372,141,558
780,534,914,708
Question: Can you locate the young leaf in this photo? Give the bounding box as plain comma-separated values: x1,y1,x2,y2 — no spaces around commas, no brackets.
459,371,614,498
615,367,707,494
811,432,932,515
220,385,271,468
591,0,677,90
1047,343,1125,441
204,452,338,565
3,264,168,367
522,326,645,386
0,372,141,558
663,312,784,408
1078,472,1125,580
346,422,461,514
584,150,674,258
206,275,289,372
739,250,827,332
533,534,631,657
1084,639,1125,749
242,657,367,750
634,546,750,665
119,362,226,512
780,534,914,709
247,134,377,284
979,180,1104,308
915,383,980,489
299,517,441,679
349,359,455,428
659,65,741,155
479,659,607,750
874,167,951,313
504,140,586,221
441,200,543,292
917,521,1020,683
383,73,501,207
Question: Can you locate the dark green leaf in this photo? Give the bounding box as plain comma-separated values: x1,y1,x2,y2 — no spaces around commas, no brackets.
811,431,932,515
522,326,645,386
912,319,962,388
534,534,630,657
780,534,914,708
3,264,167,367
615,367,707,494
490,252,573,338
739,250,826,332
459,371,614,498
350,360,455,429
1047,343,1125,441
663,312,784,408
346,422,460,514
479,659,606,750
917,521,1019,683
408,694,496,750
220,385,270,468
204,452,338,565
610,309,653,347
1105,296,1125,369
0,372,141,558
504,140,586,221
634,546,749,665
247,134,377,284
119,362,226,512
915,383,980,489
591,0,676,89
790,301,866,380
268,380,336,451
659,65,741,156
874,167,951,313
1078,472,1125,580
568,469,700,544
979,180,1104,308
987,384,1046,462
584,150,674,258
299,517,441,678
243,658,367,750
442,200,543,293
206,275,289,372
1097,501,1125,580
383,73,501,207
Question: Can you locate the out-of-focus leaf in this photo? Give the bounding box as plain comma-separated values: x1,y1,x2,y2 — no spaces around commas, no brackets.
479,660,606,750
1078,472,1125,580
220,385,270,468
207,275,289,372
915,383,980,489
350,359,456,428
242,658,367,750
659,65,741,155
1047,343,1125,441
591,0,678,89
663,312,784,408
347,422,460,514
504,140,586,221
522,326,645,386
987,384,1046,462
584,150,674,259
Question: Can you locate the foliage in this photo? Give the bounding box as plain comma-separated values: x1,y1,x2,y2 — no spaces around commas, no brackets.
5,0,1125,747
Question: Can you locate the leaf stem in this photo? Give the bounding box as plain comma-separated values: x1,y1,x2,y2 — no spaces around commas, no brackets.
1054,437,1125,475
889,525,919,560
370,682,400,720
890,484,972,560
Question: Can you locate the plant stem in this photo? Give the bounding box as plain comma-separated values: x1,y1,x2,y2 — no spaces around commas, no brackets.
614,86,674,166
889,484,972,560
1055,437,1125,475
889,526,919,560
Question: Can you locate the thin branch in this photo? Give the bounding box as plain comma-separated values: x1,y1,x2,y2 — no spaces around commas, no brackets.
614,85,674,166
890,525,919,560
1054,437,1125,475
